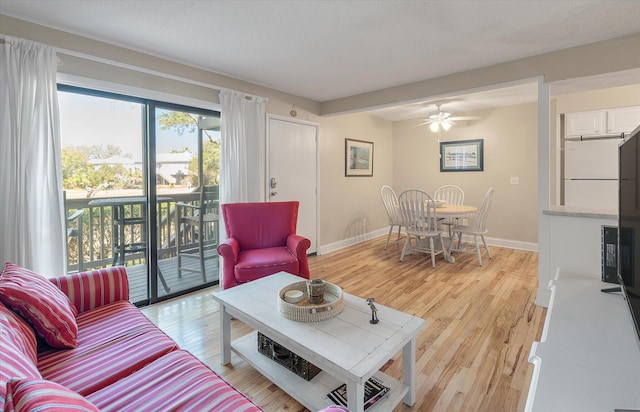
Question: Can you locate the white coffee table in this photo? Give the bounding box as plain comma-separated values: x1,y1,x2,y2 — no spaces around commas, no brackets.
213,272,426,412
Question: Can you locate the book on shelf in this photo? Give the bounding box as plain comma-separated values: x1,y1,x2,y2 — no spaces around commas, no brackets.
327,375,390,410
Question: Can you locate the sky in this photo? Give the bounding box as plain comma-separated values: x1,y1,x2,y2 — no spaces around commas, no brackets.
58,91,219,160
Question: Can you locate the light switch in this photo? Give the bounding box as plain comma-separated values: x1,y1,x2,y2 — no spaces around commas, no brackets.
510,177,519,185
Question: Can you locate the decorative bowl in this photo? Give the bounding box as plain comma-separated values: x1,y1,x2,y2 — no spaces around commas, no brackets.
277,281,344,322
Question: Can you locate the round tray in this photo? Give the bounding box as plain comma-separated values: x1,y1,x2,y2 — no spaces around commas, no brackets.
277,281,344,322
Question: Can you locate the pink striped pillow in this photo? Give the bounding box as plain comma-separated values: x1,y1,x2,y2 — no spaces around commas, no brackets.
0,262,78,349
4,379,100,412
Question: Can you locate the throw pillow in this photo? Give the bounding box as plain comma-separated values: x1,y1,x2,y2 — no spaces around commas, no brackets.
4,378,100,412
0,262,78,348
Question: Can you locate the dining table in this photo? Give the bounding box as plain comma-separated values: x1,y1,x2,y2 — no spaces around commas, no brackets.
434,203,477,219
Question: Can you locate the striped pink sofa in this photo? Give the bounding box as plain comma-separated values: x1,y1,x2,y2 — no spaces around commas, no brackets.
0,266,262,411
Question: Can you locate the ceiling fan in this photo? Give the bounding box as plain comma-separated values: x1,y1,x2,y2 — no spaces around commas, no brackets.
416,103,479,132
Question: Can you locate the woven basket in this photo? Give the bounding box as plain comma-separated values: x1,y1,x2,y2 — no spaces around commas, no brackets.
277,281,344,322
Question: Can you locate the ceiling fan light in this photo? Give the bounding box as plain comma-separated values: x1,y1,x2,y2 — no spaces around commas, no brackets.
442,121,452,131
429,122,439,132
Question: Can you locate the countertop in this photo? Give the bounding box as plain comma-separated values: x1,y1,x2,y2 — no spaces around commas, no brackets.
543,205,617,219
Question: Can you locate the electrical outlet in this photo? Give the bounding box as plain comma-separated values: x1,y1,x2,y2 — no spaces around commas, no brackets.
510,177,519,185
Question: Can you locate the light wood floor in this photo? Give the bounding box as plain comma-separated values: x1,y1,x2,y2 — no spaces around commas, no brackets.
140,236,545,412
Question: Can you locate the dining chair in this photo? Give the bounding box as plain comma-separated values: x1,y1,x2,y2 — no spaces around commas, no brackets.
398,189,450,268
434,185,464,238
450,187,494,266
380,185,404,250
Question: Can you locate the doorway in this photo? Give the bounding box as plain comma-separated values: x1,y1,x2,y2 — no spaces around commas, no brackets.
267,115,319,254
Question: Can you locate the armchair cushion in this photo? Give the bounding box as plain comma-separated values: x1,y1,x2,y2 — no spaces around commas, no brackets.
234,247,298,284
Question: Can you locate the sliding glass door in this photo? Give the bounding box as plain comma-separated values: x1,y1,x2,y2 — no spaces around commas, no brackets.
153,105,221,298
59,85,220,304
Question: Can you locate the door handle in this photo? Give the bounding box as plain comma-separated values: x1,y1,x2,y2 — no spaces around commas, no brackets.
270,192,278,196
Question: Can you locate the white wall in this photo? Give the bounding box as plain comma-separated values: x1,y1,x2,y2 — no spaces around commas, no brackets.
393,103,539,247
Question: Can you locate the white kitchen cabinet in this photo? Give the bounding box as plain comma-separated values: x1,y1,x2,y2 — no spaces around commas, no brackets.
564,110,605,138
607,106,640,135
525,269,640,412
565,106,640,138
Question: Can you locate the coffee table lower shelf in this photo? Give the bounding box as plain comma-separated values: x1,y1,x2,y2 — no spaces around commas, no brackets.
232,331,409,411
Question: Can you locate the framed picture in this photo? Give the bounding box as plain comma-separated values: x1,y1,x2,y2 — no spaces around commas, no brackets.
440,139,484,172
345,138,374,176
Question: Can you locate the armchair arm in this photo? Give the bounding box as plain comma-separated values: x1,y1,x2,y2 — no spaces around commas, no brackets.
49,267,129,314
217,237,241,289
287,234,311,278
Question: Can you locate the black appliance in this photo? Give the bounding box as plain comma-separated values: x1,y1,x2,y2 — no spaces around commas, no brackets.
617,123,640,349
257,332,321,381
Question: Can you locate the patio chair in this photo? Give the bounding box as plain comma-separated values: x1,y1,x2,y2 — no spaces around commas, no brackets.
175,185,220,282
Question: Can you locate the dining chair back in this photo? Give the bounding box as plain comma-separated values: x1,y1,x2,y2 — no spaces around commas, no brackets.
434,185,465,237
434,185,464,206
450,187,494,265
398,189,449,268
380,185,404,250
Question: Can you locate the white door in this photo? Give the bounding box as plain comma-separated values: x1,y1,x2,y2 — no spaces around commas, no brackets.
267,115,318,254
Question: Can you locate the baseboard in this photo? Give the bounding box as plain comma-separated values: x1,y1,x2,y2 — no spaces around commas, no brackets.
317,226,538,255
318,227,388,255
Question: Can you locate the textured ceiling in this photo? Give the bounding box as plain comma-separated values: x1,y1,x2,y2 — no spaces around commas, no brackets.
2,0,640,118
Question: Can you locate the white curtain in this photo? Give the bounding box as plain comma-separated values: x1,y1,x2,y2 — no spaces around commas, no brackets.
0,35,66,277
218,89,266,204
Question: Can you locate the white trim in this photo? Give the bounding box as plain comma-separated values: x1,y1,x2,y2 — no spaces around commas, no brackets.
57,72,221,111
318,228,538,256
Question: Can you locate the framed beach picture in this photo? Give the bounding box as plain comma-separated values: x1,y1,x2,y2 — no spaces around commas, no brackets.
440,139,484,172
345,138,374,176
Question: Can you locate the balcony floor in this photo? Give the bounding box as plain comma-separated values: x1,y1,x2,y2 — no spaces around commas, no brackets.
125,255,219,303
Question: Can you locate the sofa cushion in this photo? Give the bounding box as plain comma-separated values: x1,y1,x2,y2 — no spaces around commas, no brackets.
38,300,178,396
0,302,37,363
0,262,78,348
0,304,42,410
235,247,298,283
4,378,100,412
87,350,263,412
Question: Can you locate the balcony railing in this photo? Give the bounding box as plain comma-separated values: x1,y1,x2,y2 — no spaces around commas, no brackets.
64,191,217,294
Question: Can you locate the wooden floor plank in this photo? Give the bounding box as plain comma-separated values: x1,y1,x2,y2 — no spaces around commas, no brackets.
140,236,545,411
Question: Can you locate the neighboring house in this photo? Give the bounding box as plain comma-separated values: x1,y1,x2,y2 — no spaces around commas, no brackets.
88,156,140,170
156,152,193,186
89,153,193,186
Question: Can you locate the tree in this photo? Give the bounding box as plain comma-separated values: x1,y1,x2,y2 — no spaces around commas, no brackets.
158,111,220,187
61,145,142,197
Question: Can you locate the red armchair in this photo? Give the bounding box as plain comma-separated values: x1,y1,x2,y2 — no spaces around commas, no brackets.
217,201,311,289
